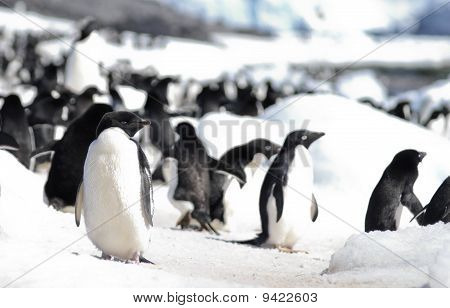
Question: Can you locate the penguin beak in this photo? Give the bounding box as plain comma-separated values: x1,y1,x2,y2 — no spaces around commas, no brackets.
139,120,151,127
418,152,426,162
311,132,325,142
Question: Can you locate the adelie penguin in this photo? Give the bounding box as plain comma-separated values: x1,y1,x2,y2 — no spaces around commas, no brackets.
234,130,324,252
365,149,426,232
410,176,450,226
31,104,113,211
162,122,246,234
0,94,32,168
75,111,154,263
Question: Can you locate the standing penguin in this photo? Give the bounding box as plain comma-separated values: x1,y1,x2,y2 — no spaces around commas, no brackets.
0,94,32,168
236,130,324,251
163,122,215,233
75,111,153,262
64,18,108,94
32,104,113,210
410,176,450,226
365,149,426,232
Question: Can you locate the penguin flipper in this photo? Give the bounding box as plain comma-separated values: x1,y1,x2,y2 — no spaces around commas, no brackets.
442,202,450,221
233,233,267,246
409,204,428,223
210,157,246,186
311,193,319,222
273,182,284,222
30,140,58,158
0,131,19,151
131,139,154,227
75,182,84,227
401,191,425,226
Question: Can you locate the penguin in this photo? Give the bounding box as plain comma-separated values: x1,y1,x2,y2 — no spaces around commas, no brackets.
365,149,426,232
261,80,280,110
64,18,108,94
163,122,215,233
27,94,67,127
31,123,56,171
209,138,281,223
32,104,113,210
163,122,246,234
235,130,324,251
225,84,260,116
75,111,153,263
410,177,450,226
0,94,32,168
142,81,175,157
388,100,412,121
68,86,103,121
197,82,228,116
0,131,19,151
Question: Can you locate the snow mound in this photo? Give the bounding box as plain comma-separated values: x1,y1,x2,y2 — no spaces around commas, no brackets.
327,223,450,288
334,70,387,104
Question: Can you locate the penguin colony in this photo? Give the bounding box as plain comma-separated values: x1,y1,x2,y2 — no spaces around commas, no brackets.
0,19,449,263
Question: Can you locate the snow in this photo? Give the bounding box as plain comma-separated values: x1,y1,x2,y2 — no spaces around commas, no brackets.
327,223,450,287
334,70,387,104
0,7,75,35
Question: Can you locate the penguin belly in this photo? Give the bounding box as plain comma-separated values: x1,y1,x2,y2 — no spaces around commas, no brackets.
267,148,315,248
83,128,150,260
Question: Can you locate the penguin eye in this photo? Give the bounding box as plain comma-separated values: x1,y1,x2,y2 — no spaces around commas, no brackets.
265,145,272,150
120,121,127,125
301,135,308,140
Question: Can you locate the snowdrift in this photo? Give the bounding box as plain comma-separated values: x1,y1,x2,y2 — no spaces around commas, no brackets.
328,223,450,287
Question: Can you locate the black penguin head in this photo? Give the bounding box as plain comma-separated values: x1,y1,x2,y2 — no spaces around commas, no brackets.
175,122,197,140
2,94,22,108
390,149,426,171
96,111,150,138
78,17,99,41
249,138,281,159
284,129,325,149
1,94,23,119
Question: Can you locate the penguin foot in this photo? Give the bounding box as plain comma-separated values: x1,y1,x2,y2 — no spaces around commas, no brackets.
176,213,191,228
127,252,140,264
191,211,220,235
276,246,309,254
101,252,113,260
49,198,66,211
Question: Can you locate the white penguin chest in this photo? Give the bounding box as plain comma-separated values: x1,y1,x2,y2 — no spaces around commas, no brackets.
283,146,314,209
266,146,315,247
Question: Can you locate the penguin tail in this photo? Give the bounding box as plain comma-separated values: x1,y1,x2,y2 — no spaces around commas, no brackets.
209,233,267,247
234,233,267,246
139,256,156,265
